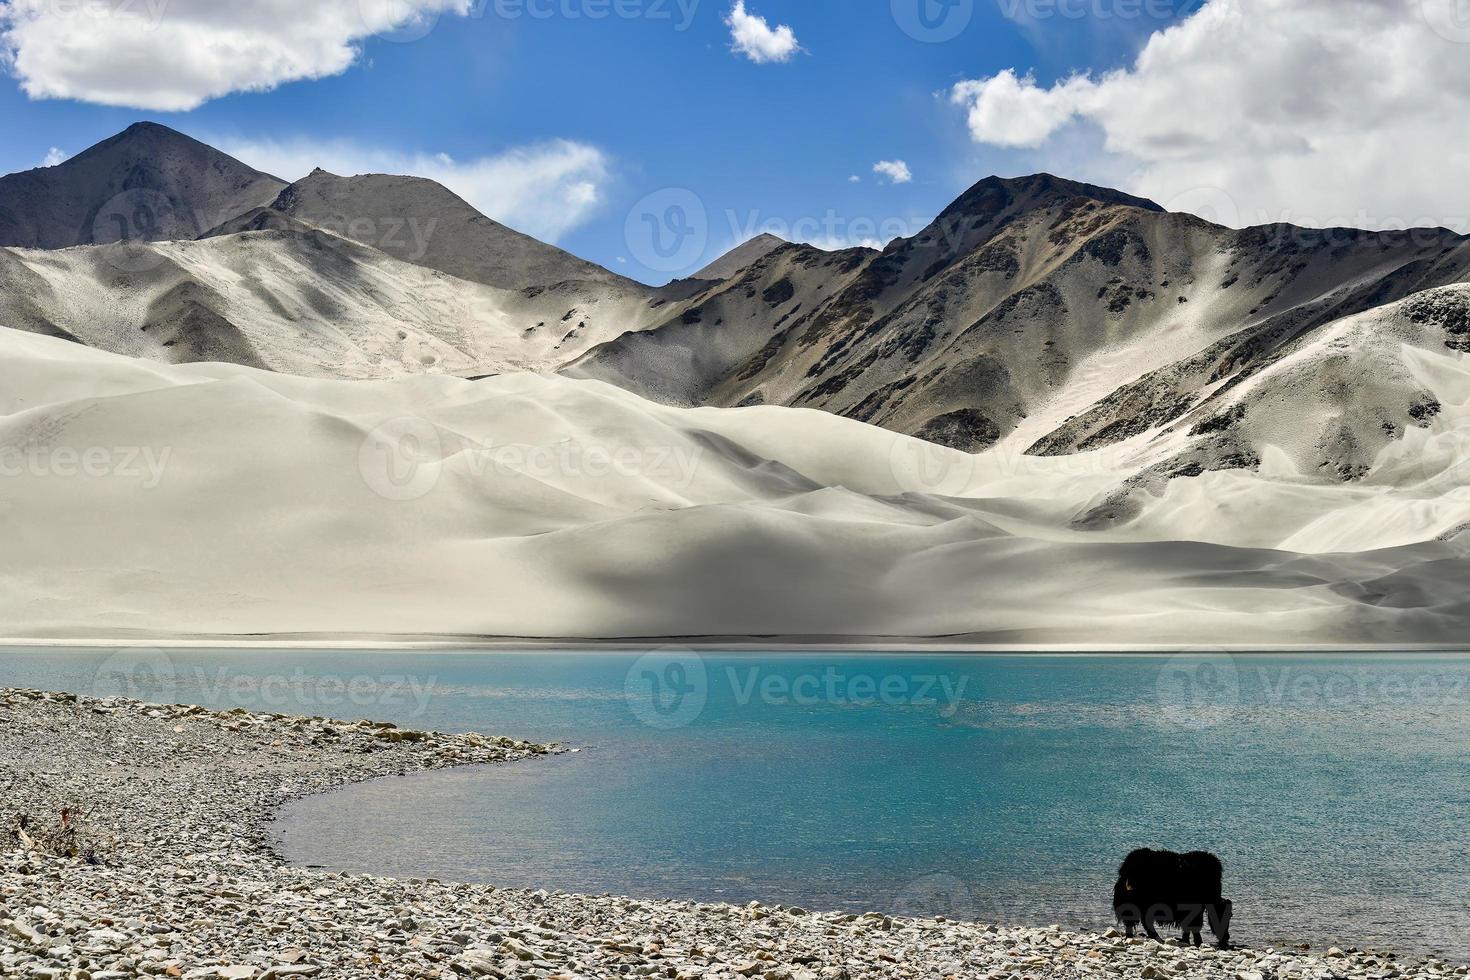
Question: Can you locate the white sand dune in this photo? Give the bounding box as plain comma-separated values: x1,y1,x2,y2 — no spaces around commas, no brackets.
4,326,1470,646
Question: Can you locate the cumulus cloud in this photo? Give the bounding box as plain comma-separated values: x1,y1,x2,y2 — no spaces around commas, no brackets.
950,0,1470,230
219,137,611,244
0,0,472,111
873,160,913,185
726,1,800,64
39,147,67,167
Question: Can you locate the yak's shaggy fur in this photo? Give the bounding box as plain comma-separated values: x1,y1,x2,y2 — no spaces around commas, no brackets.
1113,848,1233,948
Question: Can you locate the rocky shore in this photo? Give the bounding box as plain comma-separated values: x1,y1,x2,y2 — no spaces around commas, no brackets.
2,688,1465,980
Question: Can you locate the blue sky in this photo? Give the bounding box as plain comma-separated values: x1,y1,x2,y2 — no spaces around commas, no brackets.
6,1,1466,285
0,0,1195,283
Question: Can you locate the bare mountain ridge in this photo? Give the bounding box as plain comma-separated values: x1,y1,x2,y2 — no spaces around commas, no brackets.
692,232,790,282
571,175,1470,504
261,167,644,294
0,122,286,249
5,124,1470,520
0,124,680,377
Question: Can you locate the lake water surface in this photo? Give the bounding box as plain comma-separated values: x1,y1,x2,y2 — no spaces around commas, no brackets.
5,649,1470,958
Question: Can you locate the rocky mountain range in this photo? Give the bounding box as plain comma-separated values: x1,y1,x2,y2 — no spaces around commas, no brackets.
0,124,678,378
4,123,1470,516
572,175,1470,508
0,122,285,249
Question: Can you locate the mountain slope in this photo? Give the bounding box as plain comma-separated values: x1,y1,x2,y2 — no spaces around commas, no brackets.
573,174,1470,465
0,122,286,249
567,241,877,406
0,228,650,379
1068,284,1470,531
0,123,683,378
263,169,641,294
693,233,789,282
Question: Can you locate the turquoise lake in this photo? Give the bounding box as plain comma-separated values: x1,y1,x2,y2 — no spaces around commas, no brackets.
5,649,1470,958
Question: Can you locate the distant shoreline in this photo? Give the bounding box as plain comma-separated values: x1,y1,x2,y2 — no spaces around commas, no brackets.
4,634,1470,653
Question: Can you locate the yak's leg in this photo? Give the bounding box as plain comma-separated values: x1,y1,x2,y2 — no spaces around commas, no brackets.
1142,908,1163,942
1181,906,1204,947
1207,902,1232,950
1122,922,1135,938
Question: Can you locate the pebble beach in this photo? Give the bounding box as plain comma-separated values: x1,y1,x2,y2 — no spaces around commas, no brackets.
2,687,1465,980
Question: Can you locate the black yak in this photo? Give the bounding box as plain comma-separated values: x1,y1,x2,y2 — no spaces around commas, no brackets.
1112,848,1232,948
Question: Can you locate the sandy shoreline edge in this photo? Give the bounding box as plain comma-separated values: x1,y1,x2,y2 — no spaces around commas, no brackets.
6,636,1470,654
2,687,1463,980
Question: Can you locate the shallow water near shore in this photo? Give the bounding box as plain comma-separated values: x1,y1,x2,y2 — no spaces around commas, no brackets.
5,649,1470,959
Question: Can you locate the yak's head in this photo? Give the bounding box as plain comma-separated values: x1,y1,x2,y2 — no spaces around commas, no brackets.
1112,877,1140,923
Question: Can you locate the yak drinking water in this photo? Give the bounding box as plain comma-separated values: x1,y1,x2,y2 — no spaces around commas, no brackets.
1112,848,1233,948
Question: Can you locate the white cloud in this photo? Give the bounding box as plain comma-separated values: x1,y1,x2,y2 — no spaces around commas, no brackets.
873,160,912,185
848,175,861,183
218,137,611,244
0,0,472,111
950,70,1097,150
950,0,1470,231
725,1,800,64
802,234,889,252
39,147,67,167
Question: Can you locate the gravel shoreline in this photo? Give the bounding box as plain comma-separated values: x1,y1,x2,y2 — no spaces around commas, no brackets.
3,688,1465,980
